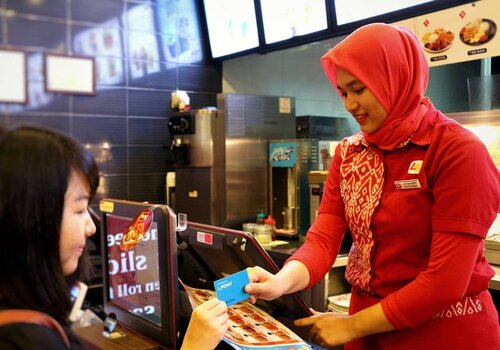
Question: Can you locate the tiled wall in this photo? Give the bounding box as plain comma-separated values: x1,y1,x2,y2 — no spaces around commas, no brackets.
222,35,487,128
0,0,222,205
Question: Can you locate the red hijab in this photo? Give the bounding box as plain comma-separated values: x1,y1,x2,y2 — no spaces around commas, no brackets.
321,23,430,150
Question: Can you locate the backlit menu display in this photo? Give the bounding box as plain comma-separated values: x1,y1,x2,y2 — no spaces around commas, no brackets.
202,0,260,59
334,0,434,25
260,0,329,44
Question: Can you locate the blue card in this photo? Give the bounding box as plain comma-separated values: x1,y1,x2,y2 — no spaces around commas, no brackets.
214,269,250,306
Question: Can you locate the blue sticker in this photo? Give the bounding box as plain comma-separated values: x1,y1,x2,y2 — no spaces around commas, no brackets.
214,270,250,306
270,141,297,167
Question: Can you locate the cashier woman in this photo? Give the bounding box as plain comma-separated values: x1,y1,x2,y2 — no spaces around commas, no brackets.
245,23,500,350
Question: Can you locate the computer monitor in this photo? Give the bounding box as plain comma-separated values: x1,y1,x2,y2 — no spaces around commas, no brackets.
177,221,312,324
99,199,180,349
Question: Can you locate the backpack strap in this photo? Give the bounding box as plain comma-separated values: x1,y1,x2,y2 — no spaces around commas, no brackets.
0,309,70,348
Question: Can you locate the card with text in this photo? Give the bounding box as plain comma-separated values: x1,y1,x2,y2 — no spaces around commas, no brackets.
214,269,250,306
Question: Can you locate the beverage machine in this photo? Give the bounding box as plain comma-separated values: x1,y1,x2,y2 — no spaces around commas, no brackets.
269,139,319,238
168,93,296,228
296,115,354,170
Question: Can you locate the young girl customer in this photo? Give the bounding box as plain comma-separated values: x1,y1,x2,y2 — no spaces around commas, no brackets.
0,125,228,349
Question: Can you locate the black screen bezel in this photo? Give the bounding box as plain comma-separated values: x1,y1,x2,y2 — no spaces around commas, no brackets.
198,0,262,60
100,199,179,349
198,0,476,60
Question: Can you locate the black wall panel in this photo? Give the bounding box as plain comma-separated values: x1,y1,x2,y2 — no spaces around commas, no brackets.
0,0,222,205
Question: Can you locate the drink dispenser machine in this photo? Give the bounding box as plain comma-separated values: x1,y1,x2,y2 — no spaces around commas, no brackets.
168,94,297,229
168,111,197,165
269,139,319,238
168,108,224,225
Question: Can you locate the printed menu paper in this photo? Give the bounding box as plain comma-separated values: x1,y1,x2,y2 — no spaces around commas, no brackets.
180,281,311,350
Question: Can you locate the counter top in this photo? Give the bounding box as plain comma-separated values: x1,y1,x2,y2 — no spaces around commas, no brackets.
75,323,159,350
308,171,328,185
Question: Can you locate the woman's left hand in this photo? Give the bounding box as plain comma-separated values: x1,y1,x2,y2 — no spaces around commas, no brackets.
294,311,356,348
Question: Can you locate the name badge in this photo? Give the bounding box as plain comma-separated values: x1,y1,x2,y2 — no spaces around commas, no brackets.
394,179,421,190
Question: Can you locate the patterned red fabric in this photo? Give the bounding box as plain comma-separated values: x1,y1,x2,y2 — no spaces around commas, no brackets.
338,134,383,292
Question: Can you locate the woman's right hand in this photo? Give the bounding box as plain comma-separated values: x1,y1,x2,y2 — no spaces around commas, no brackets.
181,298,228,350
244,266,285,303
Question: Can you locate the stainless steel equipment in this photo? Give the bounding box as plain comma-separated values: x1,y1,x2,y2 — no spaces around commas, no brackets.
170,94,296,227
296,115,352,140
308,171,327,227
296,115,350,170
269,139,319,238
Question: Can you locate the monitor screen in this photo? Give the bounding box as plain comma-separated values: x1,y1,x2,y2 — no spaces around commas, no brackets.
122,4,161,79
201,0,260,59
331,0,475,33
156,0,204,65
260,0,329,44
72,18,124,86
99,199,180,348
177,222,312,321
333,0,433,26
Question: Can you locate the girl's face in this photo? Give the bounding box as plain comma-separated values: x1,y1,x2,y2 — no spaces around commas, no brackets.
335,67,388,134
59,169,96,276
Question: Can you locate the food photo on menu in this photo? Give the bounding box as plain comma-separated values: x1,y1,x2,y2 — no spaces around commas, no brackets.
460,17,497,45
421,27,455,53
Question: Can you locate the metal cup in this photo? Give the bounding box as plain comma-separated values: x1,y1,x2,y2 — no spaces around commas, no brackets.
282,206,295,230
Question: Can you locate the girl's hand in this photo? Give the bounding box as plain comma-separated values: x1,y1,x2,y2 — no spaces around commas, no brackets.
181,298,228,350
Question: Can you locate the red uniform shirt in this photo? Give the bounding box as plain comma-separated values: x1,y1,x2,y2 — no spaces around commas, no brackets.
290,108,500,349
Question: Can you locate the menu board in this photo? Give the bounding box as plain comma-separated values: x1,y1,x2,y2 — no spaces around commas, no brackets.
73,18,124,86
202,0,260,59
156,0,203,65
123,4,160,79
394,0,499,67
260,0,328,44
334,0,434,26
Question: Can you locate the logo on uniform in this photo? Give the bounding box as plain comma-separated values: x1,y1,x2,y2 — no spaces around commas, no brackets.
408,160,423,174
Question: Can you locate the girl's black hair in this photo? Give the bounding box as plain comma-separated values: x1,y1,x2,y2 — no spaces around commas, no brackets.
0,125,99,336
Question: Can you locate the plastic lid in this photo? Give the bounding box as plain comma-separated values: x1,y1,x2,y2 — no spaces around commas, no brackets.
256,211,266,219
264,215,275,225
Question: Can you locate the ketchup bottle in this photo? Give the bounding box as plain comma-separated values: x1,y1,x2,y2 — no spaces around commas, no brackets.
264,215,276,240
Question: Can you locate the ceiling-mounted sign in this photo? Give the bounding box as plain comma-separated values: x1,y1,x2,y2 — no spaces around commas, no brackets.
394,0,499,67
